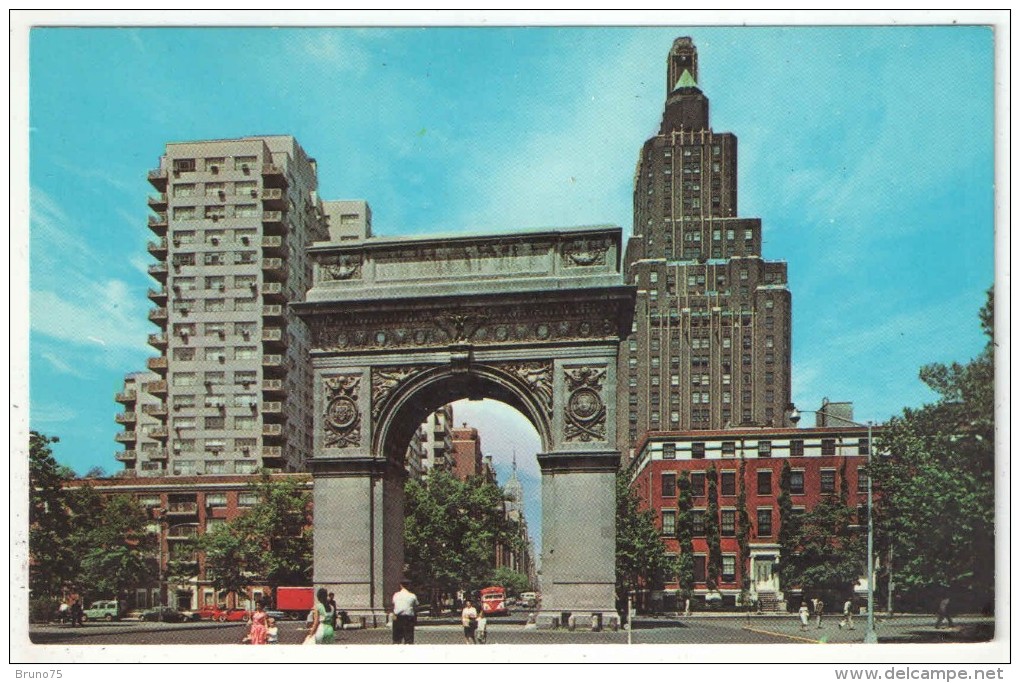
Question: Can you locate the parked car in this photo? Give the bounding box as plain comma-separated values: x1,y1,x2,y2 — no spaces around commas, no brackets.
190,605,223,621
215,607,250,622
140,606,189,623
82,600,121,622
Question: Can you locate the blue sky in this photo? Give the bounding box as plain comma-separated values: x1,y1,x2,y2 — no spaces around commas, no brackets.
21,24,996,547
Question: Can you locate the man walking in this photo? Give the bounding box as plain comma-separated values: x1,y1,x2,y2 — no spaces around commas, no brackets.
391,579,419,644
839,597,855,630
934,596,954,629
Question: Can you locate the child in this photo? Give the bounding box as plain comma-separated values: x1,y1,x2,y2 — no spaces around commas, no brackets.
798,602,810,631
267,617,279,644
476,610,488,644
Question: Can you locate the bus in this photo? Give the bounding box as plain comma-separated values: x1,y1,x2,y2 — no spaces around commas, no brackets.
479,586,509,616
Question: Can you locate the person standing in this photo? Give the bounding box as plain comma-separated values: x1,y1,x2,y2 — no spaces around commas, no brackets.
246,599,269,644
934,596,954,629
839,598,855,630
798,601,810,631
70,595,84,627
461,599,479,644
306,588,335,644
327,592,338,631
813,597,824,629
391,579,419,644
475,607,488,644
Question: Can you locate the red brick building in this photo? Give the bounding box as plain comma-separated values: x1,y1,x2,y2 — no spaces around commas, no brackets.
628,424,875,611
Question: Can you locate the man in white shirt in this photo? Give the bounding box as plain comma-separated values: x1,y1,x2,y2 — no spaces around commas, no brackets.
391,579,419,644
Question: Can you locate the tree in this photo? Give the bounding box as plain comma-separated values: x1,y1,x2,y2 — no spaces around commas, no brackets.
73,493,155,600
736,456,751,605
704,467,721,591
782,493,865,597
777,460,799,590
29,431,74,599
615,470,672,611
488,566,531,596
404,470,521,612
200,473,312,603
872,289,995,613
675,472,695,600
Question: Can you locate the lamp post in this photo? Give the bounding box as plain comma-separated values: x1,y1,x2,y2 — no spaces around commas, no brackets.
788,405,878,644
154,507,167,623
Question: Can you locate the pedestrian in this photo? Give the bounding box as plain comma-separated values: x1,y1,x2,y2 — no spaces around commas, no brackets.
684,596,692,618
798,601,810,631
70,595,84,627
934,596,954,629
244,599,269,645
839,598,855,630
461,599,479,644
58,600,69,624
266,617,279,644
813,597,824,629
391,579,419,644
327,591,338,631
305,588,335,644
476,607,488,644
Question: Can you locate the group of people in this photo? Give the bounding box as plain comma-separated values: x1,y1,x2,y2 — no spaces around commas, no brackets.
242,589,342,645
241,599,279,645
389,579,490,645
57,595,84,627
459,599,488,644
798,597,857,631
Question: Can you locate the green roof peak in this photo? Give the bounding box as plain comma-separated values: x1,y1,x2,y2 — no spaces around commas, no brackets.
674,69,698,89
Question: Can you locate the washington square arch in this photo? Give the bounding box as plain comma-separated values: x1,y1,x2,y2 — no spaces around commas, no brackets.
293,225,635,628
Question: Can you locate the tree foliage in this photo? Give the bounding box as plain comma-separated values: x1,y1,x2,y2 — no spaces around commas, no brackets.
615,470,672,605
29,432,74,598
704,467,721,591
872,288,995,612
736,456,751,601
675,472,695,599
404,471,522,610
199,473,312,601
488,566,531,596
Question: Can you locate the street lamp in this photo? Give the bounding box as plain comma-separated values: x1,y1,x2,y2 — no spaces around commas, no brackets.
788,405,879,644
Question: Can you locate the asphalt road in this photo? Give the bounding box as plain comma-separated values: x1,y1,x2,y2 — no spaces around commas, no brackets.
27,614,995,647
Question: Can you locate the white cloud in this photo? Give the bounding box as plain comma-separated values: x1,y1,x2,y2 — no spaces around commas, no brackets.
40,350,91,378
294,32,372,74
31,402,78,424
31,284,150,353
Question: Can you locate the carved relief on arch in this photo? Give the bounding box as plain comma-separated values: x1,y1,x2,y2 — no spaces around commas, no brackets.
317,254,363,282
323,374,362,448
371,365,431,420
562,238,610,267
488,360,554,417
563,365,607,443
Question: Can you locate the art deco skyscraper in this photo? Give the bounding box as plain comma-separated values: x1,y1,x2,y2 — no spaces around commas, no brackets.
115,136,366,476
618,38,793,456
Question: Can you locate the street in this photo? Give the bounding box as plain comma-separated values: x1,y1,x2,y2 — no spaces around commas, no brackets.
28,614,995,647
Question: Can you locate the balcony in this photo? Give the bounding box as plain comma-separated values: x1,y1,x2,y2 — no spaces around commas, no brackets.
147,262,169,282
166,525,198,540
115,412,137,425
166,502,198,515
147,332,168,350
147,168,168,191
147,238,168,260
260,235,285,256
149,426,169,440
262,378,285,395
115,390,137,405
148,307,168,324
262,354,285,376
262,258,287,280
148,213,168,230
261,281,285,303
262,401,283,414
115,449,137,462
147,192,168,210
141,402,168,417
261,164,288,187
261,211,287,234
115,431,137,443
147,287,168,305
261,327,286,350
262,304,285,323
260,187,286,209
146,356,169,374
143,380,168,396
262,424,284,439
146,448,169,460
262,446,283,459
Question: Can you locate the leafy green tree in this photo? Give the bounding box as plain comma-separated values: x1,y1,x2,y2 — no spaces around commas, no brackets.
675,472,695,600
615,470,672,610
488,566,531,596
29,432,74,599
74,493,155,599
777,460,798,590
736,456,751,605
872,289,995,613
200,473,312,603
704,467,721,591
782,490,865,596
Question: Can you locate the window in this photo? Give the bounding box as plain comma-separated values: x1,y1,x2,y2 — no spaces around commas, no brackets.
758,440,772,457
235,346,259,360
238,492,259,507
857,467,868,494
204,372,225,386
204,416,225,429
205,157,225,171
236,437,257,453
661,473,677,498
721,509,735,537
820,469,836,494
757,508,773,537
690,472,706,497
205,298,226,312
858,438,870,456
692,511,705,537
205,182,225,198
693,555,707,583
173,372,196,387
204,252,225,266
790,470,805,495
172,394,195,410
235,181,257,197
790,439,804,457
692,442,706,459
204,492,228,509
235,156,257,171
662,443,676,460
173,347,195,361
757,470,772,495
205,347,226,362
234,415,256,430
822,438,837,456
661,510,676,536
722,555,736,582
173,158,196,173
720,471,736,496
233,393,257,409
205,205,226,220
173,252,195,267
721,441,736,457
234,204,258,218
174,417,196,430
172,460,196,476
235,295,257,311
235,371,257,387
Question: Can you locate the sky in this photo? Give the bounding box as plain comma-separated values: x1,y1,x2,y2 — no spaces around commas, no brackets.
18,19,999,554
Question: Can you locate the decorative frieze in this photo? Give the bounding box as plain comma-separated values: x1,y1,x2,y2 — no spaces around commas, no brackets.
371,366,431,420
563,238,610,267
316,254,363,282
323,374,362,448
563,365,608,443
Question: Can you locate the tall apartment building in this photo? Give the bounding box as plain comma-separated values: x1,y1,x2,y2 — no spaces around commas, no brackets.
420,404,455,474
618,37,793,457
117,136,343,476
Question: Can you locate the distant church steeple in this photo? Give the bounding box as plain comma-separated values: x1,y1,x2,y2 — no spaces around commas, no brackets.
505,449,524,513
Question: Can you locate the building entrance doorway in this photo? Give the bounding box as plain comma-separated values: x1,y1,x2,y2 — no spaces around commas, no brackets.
294,225,634,627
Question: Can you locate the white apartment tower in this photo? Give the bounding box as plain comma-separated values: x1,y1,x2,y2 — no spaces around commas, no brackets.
116,136,353,476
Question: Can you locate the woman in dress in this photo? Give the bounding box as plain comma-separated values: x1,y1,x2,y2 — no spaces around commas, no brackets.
306,588,335,644
461,599,479,644
246,599,269,644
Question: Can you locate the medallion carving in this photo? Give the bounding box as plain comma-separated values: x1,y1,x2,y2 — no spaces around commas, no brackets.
563,238,610,267
323,374,362,448
318,255,362,281
563,366,607,442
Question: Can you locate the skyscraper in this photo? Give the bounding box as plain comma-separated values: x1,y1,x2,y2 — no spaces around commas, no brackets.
618,38,793,456
116,136,372,476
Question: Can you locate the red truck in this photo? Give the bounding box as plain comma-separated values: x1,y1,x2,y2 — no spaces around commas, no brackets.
275,587,314,621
